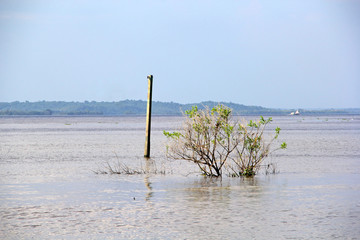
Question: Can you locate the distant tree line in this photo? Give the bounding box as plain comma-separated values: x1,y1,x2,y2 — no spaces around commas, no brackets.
0,100,356,116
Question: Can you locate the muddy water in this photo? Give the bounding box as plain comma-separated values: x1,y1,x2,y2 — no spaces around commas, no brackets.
1,115,359,239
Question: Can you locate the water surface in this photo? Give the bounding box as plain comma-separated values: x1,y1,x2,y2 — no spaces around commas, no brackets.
1,115,359,239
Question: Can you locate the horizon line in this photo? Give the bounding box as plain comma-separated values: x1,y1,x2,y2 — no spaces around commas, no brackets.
1,99,359,110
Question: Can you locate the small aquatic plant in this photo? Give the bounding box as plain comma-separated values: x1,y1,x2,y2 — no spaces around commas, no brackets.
94,161,146,175
94,158,168,175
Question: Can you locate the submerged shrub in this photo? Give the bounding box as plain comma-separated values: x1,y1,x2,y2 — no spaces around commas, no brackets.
229,116,287,177
164,104,286,177
164,105,240,177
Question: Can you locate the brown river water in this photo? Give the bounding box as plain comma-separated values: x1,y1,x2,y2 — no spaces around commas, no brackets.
0,115,359,239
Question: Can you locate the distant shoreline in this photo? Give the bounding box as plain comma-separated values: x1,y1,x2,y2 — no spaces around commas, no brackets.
1,100,359,116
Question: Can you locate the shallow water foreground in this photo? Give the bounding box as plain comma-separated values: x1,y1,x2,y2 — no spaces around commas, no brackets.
0,116,360,239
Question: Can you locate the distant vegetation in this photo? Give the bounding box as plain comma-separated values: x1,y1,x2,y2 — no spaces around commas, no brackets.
0,100,358,116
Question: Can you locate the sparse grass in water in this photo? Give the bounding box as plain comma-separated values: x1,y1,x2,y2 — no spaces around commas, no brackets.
94,160,168,175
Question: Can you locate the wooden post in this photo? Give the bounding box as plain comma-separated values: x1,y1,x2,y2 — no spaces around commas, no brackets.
144,75,153,158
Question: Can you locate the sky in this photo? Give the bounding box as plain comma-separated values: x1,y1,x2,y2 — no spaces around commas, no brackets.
0,0,359,109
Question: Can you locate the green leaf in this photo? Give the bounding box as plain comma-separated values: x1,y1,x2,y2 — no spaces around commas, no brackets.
185,105,198,118
275,127,281,139
163,130,182,139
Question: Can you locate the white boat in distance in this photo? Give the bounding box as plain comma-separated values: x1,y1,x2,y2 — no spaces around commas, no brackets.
290,110,300,115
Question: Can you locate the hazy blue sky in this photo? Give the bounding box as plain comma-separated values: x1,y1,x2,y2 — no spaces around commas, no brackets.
1,0,359,108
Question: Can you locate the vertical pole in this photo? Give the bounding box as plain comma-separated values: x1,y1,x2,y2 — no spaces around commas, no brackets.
144,75,153,158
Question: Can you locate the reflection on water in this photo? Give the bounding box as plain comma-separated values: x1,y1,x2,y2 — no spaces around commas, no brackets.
144,158,154,201
0,116,360,239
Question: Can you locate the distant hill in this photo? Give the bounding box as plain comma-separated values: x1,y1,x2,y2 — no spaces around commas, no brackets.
0,100,358,116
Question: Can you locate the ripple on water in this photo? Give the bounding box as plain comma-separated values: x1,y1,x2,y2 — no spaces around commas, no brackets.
1,116,360,239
